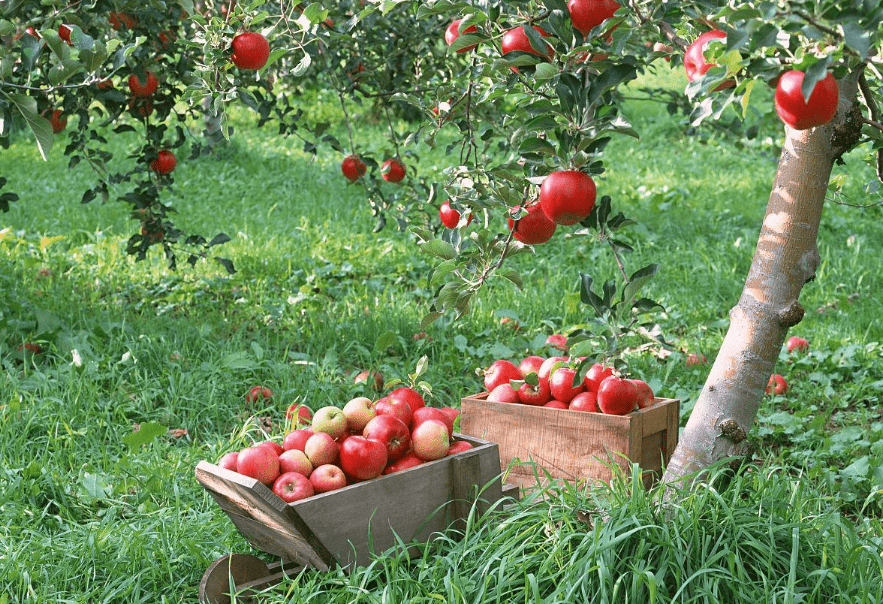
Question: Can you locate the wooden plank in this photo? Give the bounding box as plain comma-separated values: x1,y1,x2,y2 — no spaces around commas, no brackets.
288,435,503,570
195,461,333,570
460,395,680,487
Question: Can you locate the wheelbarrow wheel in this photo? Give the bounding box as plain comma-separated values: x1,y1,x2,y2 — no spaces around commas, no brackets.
199,553,272,604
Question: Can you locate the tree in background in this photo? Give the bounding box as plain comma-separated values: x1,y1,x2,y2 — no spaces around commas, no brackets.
2,0,882,487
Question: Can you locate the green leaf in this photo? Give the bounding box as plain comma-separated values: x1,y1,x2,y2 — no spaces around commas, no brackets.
533,62,558,80
421,311,443,328
303,3,329,23
580,273,608,317
421,238,456,260
587,64,638,107
122,422,167,452
497,269,523,289
621,264,659,308
802,59,832,102
373,331,396,354
7,93,52,160
518,137,556,155
842,22,871,59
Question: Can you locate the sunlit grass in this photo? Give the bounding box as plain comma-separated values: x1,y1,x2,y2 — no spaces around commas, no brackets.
0,66,881,602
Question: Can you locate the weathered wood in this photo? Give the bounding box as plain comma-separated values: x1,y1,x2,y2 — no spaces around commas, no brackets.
460,395,679,489
199,555,302,604
196,433,506,572
195,461,333,570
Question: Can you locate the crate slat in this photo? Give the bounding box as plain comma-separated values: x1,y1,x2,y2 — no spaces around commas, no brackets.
460,394,680,489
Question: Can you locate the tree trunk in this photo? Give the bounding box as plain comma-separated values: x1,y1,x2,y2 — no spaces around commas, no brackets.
662,73,862,487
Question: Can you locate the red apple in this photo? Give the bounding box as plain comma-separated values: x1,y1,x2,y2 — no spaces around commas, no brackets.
303,432,340,467
278,449,313,477
546,333,568,352
341,155,367,182
766,374,788,395
362,414,411,463
383,452,424,474
411,419,450,461
501,25,553,60
388,386,425,414
354,368,384,390
538,356,569,386
568,391,599,412
231,31,270,70
439,406,460,424
539,171,597,226
567,0,620,37
549,366,584,403
487,383,519,403
508,202,556,245
282,428,313,452
629,379,654,409
257,440,284,456
236,446,280,486
310,463,347,493
272,471,315,502
517,379,552,406
342,396,377,433
311,405,347,439
412,407,455,438
439,200,473,229
774,71,838,130
58,24,73,45
245,385,272,404
217,451,239,471
583,363,614,392
445,18,478,52
374,395,413,429
381,158,406,183
339,435,388,480
286,403,313,426
597,375,639,415
128,71,159,97
787,336,809,353
685,353,708,368
544,400,570,410
684,30,734,90
518,355,546,379
108,11,138,30
484,359,522,392
46,109,67,134
447,440,473,456
150,150,177,175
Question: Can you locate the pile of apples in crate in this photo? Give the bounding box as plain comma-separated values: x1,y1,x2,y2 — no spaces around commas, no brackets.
217,386,466,503
482,354,654,415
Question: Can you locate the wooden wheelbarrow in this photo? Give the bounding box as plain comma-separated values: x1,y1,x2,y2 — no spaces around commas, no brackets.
195,434,514,603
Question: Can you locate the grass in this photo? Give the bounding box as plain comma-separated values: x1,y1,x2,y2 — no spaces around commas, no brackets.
1,64,882,602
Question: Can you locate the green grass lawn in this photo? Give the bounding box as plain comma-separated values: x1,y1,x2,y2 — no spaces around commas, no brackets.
1,65,882,602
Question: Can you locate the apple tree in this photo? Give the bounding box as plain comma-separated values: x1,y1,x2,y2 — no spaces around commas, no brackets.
372,0,883,487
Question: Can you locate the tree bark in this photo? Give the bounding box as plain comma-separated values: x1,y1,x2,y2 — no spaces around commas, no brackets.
662,73,862,487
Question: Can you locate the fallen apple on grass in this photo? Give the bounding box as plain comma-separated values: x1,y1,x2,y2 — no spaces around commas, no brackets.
766,374,788,395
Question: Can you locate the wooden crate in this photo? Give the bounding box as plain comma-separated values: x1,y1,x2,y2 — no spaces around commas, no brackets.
460,394,679,490
195,433,507,572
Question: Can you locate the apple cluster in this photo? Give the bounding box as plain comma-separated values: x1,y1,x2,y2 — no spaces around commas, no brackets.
218,386,469,504
482,355,654,416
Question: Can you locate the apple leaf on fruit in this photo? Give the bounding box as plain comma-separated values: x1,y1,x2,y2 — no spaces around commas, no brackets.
123,422,168,452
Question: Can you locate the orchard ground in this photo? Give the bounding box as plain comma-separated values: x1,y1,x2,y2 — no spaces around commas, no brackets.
1,67,882,602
